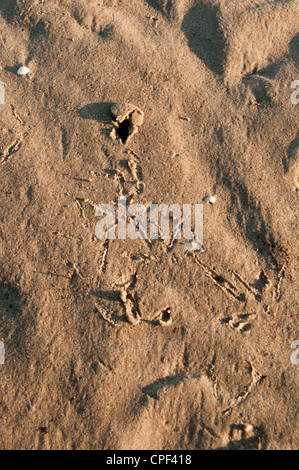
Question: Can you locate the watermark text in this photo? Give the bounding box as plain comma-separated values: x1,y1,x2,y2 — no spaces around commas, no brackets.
95,197,203,251
0,81,4,105
291,80,299,105
291,340,299,365
0,341,4,364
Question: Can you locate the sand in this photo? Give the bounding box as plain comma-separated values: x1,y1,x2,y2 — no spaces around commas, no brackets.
0,0,298,450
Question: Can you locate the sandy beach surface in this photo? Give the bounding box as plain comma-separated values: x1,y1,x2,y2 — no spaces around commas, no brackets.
0,0,298,450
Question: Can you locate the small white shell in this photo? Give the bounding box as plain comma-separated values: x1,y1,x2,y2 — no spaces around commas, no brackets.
17,66,29,76
204,196,216,204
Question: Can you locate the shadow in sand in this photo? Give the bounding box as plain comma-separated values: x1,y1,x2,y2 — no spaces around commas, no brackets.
0,0,17,21
283,131,299,172
289,32,299,64
242,75,273,105
141,374,186,400
216,166,278,268
216,436,266,450
0,278,35,364
77,102,114,124
181,1,226,75
216,424,267,450
4,65,22,75
29,19,48,41
145,0,167,15
250,32,299,80
91,290,121,302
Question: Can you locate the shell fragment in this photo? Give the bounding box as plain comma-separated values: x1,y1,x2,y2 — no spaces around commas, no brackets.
17,66,29,76
204,196,216,204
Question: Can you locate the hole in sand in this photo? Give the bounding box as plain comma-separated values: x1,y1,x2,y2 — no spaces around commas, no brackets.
115,116,131,144
110,103,144,145
159,307,171,325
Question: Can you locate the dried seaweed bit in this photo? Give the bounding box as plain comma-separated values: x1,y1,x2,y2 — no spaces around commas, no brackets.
110,103,144,144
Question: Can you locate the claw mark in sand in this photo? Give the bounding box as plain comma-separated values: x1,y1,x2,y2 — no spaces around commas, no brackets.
127,152,145,195
52,231,83,242
275,264,286,301
0,133,28,165
222,364,266,416
10,104,24,125
61,127,69,160
98,239,109,276
119,270,140,325
220,313,256,333
192,254,245,302
73,197,89,228
120,289,141,325
232,271,262,302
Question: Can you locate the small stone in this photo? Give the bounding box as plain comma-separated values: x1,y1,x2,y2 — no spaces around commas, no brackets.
204,196,216,204
17,66,29,76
